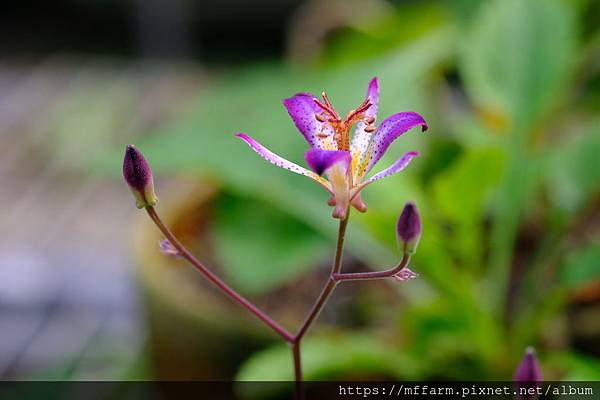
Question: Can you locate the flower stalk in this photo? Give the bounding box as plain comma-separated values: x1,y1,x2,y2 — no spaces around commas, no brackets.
144,205,295,342
123,77,426,400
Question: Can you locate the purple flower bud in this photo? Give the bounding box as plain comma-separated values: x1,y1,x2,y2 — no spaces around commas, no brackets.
123,144,158,209
396,201,421,254
514,347,542,382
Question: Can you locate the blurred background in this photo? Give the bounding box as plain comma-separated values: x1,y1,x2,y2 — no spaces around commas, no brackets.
1,0,599,392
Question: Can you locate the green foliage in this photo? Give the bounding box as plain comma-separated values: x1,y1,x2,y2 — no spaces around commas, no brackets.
559,242,600,289
431,148,504,270
237,334,409,382
214,194,330,294
461,0,576,126
322,2,450,67
547,351,600,380
546,120,600,213
92,0,600,382
236,334,414,399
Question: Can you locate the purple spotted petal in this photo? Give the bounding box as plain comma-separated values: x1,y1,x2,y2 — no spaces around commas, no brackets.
283,93,336,149
236,133,331,190
393,268,418,282
353,152,419,196
514,347,542,382
305,148,351,176
363,112,427,174
351,77,380,180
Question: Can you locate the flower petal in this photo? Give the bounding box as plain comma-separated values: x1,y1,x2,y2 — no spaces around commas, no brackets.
305,148,351,176
236,133,331,190
351,77,379,181
282,93,337,150
362,112,427,176
351,151,419,196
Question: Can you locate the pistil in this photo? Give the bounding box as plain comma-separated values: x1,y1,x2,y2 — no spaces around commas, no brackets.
313,93,373,151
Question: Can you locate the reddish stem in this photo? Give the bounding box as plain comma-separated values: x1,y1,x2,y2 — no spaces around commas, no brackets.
292,342,303,399
145,205,402,400
145,206,294,343
332,254,410,282
294,216,349,342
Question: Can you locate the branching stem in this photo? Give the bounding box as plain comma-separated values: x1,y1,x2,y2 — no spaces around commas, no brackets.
145,206,406,400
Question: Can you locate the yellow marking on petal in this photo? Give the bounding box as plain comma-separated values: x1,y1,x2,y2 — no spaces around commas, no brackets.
309,172,329,186
357,147,374,180
351,150,361,177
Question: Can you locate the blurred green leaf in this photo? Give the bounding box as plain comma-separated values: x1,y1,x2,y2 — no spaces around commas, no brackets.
431,148,504,269
546,121,600,213
559,241,600,289
214,194,330,294
322,3,450,66
236,334,412,388
461,0,576,127
547,351,600,380
401,298,502,379
432,148,504,223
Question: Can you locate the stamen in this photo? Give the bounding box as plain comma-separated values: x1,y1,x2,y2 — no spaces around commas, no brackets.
345,99,372,123
312,92,374,151
315,113,327,122
322,92,333,109
364,125,376,133
313,97,340,121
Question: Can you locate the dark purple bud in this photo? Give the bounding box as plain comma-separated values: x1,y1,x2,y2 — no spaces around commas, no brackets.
396,201,421,254
123,144,158,209
514,347,542,382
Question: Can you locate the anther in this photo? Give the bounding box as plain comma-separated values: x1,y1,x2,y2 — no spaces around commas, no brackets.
364,125,376,133
365,116,375,125
315,113,327,122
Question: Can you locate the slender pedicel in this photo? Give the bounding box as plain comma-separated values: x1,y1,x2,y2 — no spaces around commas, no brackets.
332,254,410,282
294,215,349,342
123,145,294,343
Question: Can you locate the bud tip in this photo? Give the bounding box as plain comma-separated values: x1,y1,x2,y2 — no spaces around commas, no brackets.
514,347,542,382
396,201,422,254
123,144,158,209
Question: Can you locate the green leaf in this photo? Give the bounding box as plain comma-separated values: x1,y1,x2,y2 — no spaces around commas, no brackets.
559,241,600,289
322,2,450,66
546,121,600,213
546,351,600,380
432,148,504,223
235,334,412,398
461,0,577,127
431,148,504,268
213,193,330,295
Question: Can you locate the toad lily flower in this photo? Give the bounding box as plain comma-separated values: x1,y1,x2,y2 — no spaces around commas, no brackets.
236,78,428,219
